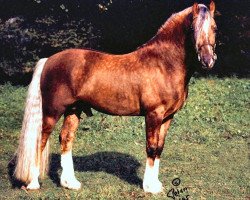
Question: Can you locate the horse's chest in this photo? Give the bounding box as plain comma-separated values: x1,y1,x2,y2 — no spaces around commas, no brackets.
164,88,187,112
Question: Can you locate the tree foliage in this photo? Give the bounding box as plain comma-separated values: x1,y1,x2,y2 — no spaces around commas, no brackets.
0,0,249,84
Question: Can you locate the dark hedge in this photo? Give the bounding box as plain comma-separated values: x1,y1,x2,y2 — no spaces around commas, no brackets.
0,0,249,84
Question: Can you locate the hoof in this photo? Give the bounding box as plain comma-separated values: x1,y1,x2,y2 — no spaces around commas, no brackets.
27,181,40,190
143,179,163,194
60,178,81,190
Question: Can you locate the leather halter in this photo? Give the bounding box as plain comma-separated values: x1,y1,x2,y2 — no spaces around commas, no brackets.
197,43,217,62
197,43,216,52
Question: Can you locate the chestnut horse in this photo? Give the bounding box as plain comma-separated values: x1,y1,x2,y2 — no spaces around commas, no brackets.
14,2,217,194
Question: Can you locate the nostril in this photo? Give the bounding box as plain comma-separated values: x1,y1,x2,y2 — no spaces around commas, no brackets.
202,55,214,68
208,59,214,68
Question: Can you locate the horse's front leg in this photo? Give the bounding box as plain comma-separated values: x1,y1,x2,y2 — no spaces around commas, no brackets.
60,110,81,190
143,111,173,194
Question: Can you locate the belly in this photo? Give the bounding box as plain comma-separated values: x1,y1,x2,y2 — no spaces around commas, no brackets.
77,80,141,116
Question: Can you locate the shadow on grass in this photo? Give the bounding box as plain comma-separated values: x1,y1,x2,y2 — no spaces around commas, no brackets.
7,157,23,188
8,152,142,188
49,152,142,187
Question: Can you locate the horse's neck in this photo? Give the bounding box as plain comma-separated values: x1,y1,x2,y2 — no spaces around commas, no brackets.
137,7,194,82
157,7,192,44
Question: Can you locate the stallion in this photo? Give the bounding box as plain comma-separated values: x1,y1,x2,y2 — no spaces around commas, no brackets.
14,1,217,194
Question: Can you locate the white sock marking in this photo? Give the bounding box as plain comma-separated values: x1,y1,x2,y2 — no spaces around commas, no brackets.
61,150,74,177
60,150,81,190
143,158,163,194
27,166,40,190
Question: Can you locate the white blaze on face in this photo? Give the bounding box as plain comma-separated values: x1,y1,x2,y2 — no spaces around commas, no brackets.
201,15,214,55
202,15,210,38
195,5,211,49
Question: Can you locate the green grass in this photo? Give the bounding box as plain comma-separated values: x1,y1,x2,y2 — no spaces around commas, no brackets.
0,77,249,199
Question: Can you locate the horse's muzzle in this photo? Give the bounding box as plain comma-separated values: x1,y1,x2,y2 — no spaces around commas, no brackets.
198,53,217,70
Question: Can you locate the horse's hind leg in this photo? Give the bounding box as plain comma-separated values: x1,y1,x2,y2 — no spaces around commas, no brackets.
59,108,82,190
27,115,58,190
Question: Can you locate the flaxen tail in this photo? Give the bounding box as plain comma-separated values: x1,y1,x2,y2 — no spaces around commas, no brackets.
14,58,49,183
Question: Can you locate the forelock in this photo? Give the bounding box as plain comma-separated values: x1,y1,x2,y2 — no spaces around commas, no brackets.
199,5,209,17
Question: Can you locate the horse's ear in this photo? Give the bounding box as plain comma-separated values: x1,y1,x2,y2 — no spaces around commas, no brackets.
209,1,215,17
192,2,199,18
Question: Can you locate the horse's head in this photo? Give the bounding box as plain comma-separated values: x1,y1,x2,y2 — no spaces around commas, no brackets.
192,1,217,69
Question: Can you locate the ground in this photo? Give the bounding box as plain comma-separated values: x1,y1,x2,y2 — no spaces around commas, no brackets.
0,77,249,199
